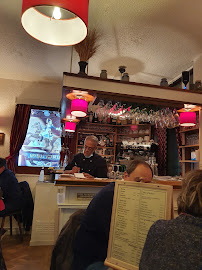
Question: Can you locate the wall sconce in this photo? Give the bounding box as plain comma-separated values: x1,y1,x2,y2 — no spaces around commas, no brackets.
0,133,5,145
21,0,89,46
66,90,96,118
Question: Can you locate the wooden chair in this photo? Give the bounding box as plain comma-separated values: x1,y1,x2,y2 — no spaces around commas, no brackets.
0,210,23,242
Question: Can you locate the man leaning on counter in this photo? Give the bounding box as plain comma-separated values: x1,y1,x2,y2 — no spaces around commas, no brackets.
64,135,108,179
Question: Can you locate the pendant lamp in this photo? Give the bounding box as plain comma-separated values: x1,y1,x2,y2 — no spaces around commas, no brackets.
178,104,199,127
21,0,89,46
62,115,79,133
65,121,76,132
66,90,96,118
71,99,88,117
179,112,196,127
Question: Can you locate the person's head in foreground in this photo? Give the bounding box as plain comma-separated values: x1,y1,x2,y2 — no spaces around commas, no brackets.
83,135,98,158
177,169,202,217
139,169,202,270
124,159,153,183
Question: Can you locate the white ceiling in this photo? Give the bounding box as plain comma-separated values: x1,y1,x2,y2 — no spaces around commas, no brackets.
1,0,202,85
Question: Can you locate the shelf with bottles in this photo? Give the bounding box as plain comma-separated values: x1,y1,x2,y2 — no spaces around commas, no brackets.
78,122,116,134
179,113,200,175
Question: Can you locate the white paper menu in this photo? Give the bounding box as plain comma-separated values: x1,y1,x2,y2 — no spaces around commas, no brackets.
105,181,173,270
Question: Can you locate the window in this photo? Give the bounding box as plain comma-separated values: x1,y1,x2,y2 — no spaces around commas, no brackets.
18,109,61,167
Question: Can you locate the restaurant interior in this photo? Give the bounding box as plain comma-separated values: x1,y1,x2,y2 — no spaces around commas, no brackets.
0,0,202,269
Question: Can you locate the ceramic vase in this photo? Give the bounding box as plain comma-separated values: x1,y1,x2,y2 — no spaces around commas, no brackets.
78,61,88,76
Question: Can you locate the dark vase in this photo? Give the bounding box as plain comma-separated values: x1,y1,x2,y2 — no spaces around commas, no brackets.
78,61,88,76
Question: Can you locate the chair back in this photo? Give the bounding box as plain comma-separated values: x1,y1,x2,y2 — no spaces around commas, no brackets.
18,181,34,231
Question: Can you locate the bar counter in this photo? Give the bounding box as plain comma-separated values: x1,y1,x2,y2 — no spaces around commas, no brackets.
55,175,182,189
55,176,182,232
55,175,114,187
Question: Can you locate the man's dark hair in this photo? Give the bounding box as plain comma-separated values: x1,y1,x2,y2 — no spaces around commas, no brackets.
0,158,7,169
126,158,153,176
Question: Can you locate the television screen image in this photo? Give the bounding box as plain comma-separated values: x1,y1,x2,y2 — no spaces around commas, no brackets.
18,109,61,167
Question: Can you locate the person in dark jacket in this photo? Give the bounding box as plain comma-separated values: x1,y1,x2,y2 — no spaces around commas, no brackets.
139,169,202,270
50,209,86,270
0,158,23,215
73,159,153,270
64,135,107,178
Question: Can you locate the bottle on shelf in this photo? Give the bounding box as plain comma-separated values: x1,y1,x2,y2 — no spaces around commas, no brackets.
89,108,93,123
107,115,111,124
116,116,121,125
39,167,44,182
111,117,117,125
106,134,110,147
93,111,98,123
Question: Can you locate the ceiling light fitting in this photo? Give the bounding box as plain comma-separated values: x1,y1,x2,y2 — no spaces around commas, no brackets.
66,90,96,118
178,104,199,127
65,121,76,132
179,112,196,127
21,0,89,46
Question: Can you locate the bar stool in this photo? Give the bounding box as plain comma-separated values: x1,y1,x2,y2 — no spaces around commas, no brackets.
0,210,23,242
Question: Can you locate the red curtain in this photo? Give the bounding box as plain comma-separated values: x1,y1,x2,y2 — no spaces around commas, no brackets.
6,104,31,172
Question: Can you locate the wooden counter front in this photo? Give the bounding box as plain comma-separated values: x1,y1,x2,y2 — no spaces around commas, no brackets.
55,176,114,187
152,180,182,189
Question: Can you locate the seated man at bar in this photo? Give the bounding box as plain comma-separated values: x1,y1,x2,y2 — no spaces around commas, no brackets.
0,158,23,216
73,158,153,270
64,135,108,178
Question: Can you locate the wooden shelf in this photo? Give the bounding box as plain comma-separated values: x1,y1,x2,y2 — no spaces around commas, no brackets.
80,122,151,127
179,127,199,133
76,122,152,164
179,160,199,163
100,155,114,157
117,133,149,137
77,145,114,148
179,144,199,148
97,146,114,148
78,130,116,134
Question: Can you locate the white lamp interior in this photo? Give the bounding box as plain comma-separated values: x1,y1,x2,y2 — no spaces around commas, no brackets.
21,7,87,46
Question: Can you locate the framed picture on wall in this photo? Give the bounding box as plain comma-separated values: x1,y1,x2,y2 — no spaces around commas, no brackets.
0,133,5,145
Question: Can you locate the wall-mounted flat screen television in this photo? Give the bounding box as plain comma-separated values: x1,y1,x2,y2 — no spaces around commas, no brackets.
18,109,61,167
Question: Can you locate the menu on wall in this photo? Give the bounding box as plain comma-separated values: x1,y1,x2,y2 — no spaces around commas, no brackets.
105,181,173,270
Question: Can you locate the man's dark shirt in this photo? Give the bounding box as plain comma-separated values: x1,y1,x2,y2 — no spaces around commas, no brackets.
73,182,115,270
65,153,108,178
0,169,23,213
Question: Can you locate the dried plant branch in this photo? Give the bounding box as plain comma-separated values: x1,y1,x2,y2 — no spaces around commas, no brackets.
74,28,101,62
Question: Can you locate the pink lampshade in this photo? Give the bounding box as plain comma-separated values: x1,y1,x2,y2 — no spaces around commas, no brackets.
71,99,88,117
180,112,196,127
65,122,76,132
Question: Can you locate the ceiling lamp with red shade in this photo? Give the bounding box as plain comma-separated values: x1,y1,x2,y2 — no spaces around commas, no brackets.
178,104,200,127
66,90,96,118
63,115,79,133
21,0,89,46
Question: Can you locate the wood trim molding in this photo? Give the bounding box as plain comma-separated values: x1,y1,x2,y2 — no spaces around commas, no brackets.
63,73,202,107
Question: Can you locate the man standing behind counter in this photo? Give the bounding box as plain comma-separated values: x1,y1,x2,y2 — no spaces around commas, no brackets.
64,135,108,179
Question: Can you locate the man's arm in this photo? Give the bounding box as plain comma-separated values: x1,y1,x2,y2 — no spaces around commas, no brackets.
64,155,80,174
